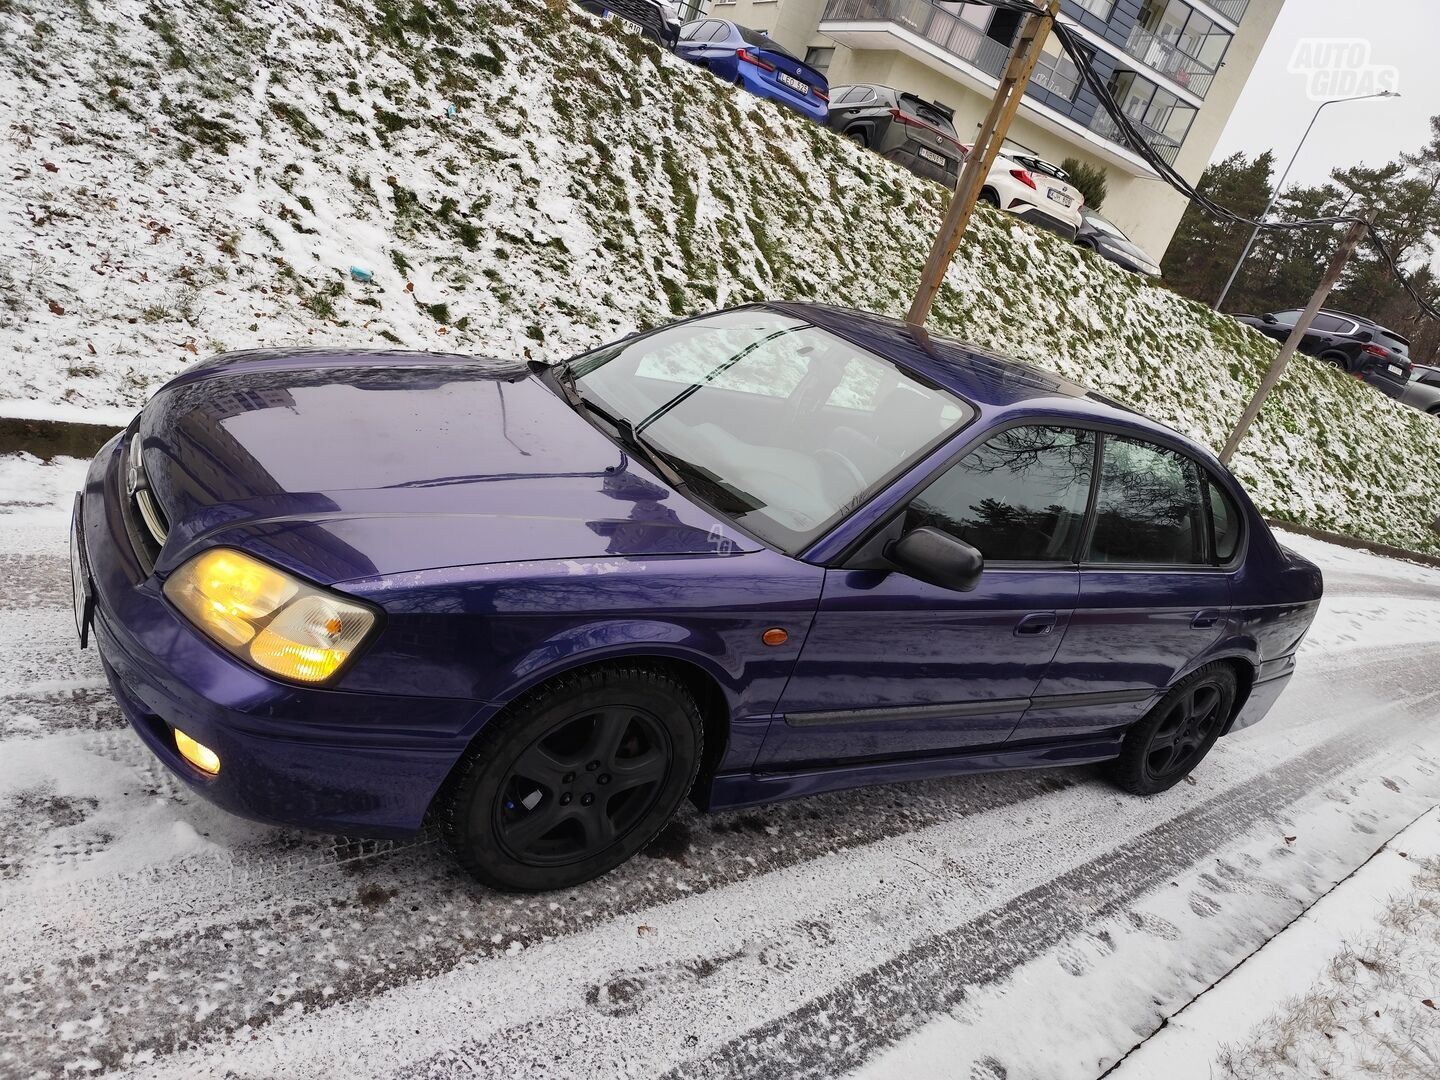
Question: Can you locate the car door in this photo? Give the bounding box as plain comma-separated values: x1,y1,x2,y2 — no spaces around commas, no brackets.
1018,432,1232,743
758,424,1095,768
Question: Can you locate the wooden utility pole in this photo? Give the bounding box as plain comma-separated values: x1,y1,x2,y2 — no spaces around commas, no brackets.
907,0,1061,327
1218,209,1376,465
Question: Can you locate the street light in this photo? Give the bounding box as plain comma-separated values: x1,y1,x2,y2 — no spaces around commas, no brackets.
1212,90,1400,312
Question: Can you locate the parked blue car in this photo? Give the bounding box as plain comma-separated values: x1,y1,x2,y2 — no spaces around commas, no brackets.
674,19,829,122
73,304,1321,891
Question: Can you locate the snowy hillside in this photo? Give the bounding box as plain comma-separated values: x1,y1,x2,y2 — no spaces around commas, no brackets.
3,0,1440,551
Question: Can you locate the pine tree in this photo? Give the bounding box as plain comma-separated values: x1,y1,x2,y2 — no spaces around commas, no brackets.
1159,150,1274,310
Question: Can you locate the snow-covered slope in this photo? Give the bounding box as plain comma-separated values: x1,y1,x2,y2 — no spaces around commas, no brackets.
3,0,1439,551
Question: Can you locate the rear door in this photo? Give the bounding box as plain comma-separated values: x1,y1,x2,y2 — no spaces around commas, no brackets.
1020,433,1233,742
760,425,1095,768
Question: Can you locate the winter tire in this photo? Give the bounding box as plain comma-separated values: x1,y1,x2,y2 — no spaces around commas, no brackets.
1107,663,1236,795
442,664,702,891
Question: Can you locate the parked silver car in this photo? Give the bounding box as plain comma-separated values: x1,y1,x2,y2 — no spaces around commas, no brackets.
1395,364,1440,418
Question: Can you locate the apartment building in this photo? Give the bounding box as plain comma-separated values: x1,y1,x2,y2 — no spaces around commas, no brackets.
710,0,1285,257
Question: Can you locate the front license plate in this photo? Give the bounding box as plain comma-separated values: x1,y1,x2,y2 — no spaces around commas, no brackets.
777,71,808,94
1388,364,1404,376
71,493,94,648
917,146,947,167
1046,189,1072,207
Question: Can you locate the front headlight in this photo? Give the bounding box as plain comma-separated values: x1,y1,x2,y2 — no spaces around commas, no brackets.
163,548,377,684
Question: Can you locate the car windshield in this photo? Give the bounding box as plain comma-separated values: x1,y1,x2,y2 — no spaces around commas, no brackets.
569,309,972,552
1082,211,1128,240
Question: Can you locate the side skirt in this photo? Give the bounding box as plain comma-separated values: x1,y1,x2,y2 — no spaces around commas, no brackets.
698,732,1126,813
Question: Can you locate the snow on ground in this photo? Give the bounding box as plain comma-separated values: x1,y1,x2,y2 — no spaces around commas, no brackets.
2,450,1440,1080
5,0,1440,554
1111,808,1440,1080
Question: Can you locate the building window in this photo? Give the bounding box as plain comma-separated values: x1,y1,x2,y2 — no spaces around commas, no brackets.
1073,0,1116,19
804,46,836,73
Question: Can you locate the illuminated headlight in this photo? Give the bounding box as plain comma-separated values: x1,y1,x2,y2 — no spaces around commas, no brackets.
163,548,377,684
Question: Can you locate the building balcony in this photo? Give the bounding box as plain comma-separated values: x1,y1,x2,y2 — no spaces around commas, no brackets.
821,0,1014,80
1209,0,1248,23
1121,23,1219,98
818,0,1173,175
1088,108,1183,167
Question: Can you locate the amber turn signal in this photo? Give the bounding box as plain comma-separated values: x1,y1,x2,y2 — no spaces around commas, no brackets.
761,627,788,646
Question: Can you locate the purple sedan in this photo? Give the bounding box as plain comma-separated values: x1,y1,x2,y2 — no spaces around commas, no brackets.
72,304,1322,891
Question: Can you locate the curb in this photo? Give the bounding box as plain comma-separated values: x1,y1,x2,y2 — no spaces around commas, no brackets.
1267,518,1440,571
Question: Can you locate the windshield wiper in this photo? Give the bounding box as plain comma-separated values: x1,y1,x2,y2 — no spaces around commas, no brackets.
560,383,689,491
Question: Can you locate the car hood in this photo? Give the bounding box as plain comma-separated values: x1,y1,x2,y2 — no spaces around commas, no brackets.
136,349,756,584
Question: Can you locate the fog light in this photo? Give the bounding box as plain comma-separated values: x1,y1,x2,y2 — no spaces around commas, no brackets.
174,728,220,775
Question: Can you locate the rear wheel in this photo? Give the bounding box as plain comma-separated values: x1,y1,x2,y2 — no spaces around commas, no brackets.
845,129,868,148
442,665,702,891
1107,664,1236,795
979,188,1000,208
1320,353,1349,371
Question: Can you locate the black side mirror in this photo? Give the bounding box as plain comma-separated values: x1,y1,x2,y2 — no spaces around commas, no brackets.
887,527,984,592
1261,313,1278,324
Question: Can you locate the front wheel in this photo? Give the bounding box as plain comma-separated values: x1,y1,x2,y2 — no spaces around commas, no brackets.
1107,664,1236,795
442,665,703,891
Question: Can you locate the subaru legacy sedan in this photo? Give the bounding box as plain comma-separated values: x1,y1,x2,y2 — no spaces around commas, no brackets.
72,304,1321,891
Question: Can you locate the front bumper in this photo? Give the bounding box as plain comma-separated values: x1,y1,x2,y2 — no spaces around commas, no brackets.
76,436,481,837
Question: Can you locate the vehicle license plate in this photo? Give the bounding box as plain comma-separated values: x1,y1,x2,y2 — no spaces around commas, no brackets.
777,71,808,94
1046,189,1072,207
1388,364,1404,376
917,146,947,167
70,494,94,647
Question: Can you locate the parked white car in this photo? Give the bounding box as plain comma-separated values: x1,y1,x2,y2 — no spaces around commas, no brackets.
963,144,1085,240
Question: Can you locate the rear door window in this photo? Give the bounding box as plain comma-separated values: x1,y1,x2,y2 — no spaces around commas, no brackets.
904,426,1096,562
1310,314,1347,333
1086,435,1207,565
1206,476,1242,563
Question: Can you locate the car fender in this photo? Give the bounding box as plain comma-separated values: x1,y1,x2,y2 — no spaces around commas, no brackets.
1178,631,1261,723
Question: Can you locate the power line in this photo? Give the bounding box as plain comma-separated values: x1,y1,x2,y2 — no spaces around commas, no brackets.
976,0,1440,320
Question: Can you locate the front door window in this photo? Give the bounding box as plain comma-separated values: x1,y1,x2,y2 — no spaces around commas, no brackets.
905,425,1096,562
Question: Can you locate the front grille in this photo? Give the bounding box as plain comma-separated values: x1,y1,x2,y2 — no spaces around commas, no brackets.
116,437,163,573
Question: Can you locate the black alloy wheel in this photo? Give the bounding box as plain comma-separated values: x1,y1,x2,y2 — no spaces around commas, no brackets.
442,665,702,891
496,706,671,865
1108,664,1236,795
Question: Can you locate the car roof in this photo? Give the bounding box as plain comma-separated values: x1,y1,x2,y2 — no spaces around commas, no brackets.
764,301,1197,447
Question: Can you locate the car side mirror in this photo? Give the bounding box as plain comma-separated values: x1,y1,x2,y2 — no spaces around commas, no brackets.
887,527,984,592
1261,313,1278,324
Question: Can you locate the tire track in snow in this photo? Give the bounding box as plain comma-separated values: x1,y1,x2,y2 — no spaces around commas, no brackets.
648,714,1428,1080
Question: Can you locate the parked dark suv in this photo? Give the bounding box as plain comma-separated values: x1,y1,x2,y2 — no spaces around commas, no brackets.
825,84,963,187
1234,308,1413,396
572,0,681,46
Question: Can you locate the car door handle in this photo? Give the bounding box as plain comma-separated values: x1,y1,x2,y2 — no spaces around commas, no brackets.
1015,612,1057,637
1191,611,1220,629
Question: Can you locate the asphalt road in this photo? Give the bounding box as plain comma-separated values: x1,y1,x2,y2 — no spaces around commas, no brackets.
3,475,1439,1079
